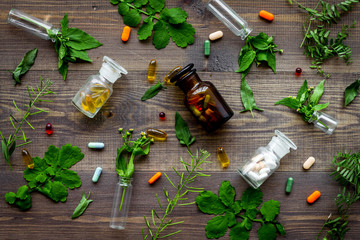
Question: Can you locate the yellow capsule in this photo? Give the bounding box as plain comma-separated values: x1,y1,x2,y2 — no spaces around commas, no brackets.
198,115,207,122
89,83,106,93
147,59,157,82
164,66,182,84
189,105,201,117
203,94,211,109
217,147,229,168
80,91,89,111
85,94,96,113
146,128,167,141
94,89,110,108
22,149,34,169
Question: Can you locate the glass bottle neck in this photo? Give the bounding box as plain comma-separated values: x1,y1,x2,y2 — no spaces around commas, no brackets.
176,72,202,93
98,74,114,87
119,176,132,186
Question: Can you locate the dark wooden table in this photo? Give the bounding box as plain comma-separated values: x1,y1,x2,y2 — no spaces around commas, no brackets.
1,0,360,239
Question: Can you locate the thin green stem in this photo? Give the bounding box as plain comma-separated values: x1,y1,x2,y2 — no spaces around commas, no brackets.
119,187,127,212
126,3,160,20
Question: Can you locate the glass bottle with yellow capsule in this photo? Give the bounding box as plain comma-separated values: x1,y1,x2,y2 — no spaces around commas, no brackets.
72,56,127,118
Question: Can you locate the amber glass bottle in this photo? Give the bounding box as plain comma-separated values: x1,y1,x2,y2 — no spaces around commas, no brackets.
171,63,234,132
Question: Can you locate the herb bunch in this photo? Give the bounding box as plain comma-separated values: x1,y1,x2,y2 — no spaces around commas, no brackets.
0,77,54,169
275,79,329,122
5,144,84,211
195,181,285,240
110,0,195,49
47,13,102,80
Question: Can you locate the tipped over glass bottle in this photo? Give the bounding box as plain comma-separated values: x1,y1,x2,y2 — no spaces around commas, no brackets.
72,56,127,118
238,130,297,188
170,63,234,132
308,111,338,135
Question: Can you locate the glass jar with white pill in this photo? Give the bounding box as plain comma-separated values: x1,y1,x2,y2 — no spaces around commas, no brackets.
238,130,297,189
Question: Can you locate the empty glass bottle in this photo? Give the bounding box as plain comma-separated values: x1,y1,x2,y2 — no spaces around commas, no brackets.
308,111,338,135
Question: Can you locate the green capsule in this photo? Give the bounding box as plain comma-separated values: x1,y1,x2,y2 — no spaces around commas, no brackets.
204,40,210,56
285,177,294,194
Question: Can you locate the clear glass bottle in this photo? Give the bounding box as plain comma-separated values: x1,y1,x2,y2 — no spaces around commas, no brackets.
170,63,234,132
206,0,252,40
238,130,297,188
7,9,59,42
109,177,133,230
308,111,338,135
72,56,127,118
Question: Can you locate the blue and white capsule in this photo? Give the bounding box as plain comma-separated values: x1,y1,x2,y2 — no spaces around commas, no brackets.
92,167,102,183
88,142,105,149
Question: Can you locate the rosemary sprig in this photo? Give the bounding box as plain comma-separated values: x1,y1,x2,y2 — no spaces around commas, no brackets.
0,77,54,169
142,149,211,240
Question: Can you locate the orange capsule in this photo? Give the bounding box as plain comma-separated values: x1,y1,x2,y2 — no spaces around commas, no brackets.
259,10,274,21
307,190,321,204
121,26,131,42
148,172,161,184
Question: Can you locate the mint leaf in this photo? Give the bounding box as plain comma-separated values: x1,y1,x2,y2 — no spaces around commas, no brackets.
195,191,226,215
218,180,236,207
310,79,325,105
138,20,154,40
175,112,195,147
149,0,165,12
168,22,195,48
141,78,167,101
230,200,242,214
258,223,277,240
123,9,142,27
229,223,250,240
274,97,300,110
344,78,360,106
65,28,102,50
54,169,82,189
260,200,280,221
118,2,129,15
245,208,259,220
72,192,93,219
11,48,38,85
267,51,276,73
240,217,253,231
133,0,148,8
237,50,256,72
205,215,229,239
61,13,68,35
160,7,188,24
226,211,237,228
240,78,263,117
241,188,263,210
58,144,84,169
153,20,170,49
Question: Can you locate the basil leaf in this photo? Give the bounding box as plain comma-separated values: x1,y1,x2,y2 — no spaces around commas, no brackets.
344,78,360,106
237,50,256,72
65,28,103,50
141,79,167,101
68,49,92,62
266,50,276,73
240,78,263,117
58,61,69,80
274,97,300,110
256,51,267,62
72,192,93,219
175,112,195,147
61,13,68,36
252,37,270,50
310,79,325,105
11,48,38,85
313,102,329,111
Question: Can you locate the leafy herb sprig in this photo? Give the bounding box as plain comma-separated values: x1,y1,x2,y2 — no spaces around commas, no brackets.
11,48,38,85
240,78,263,118
110,0,195,49
344,77,360,106
174,112,195,148
0,77,54,169
275,79,329,122
195,181,285,239
141,78,167,101
116,128,153,211
5,144,84,211
72,192,93,219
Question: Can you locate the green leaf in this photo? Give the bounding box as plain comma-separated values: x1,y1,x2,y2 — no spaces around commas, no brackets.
310,79,325,105
267,51,276,73
133,0,148,8
110,0,120,4
195,191,227,215
240,217,253,231
72,192,93,219
252,36,270,50
344,78,360,106
296,80,309,101
149,0,165,12
11,48,38,85
260,200,280,221
58,61,69,80
141,79,167,101
226,211,237,228
168,22,195,48
5,192,17,204
218,180,236,207
65,28,103,50
138,20,154,40
258,223,277,240
229,223,250,240
49,181,68,202
54,169,82,189
240,78,263,117
274,97,300,110
44,145,60,167
237,50,256,72
118,2,129,15
68,49,92,62
1,139,10,167
133,144,150,156
152,20,170,49
312,102,329,111
256,51,268,62
58,144,84,169
245,208,258,220
230,200,242,214
241,188,263,210
61,13,68,36
160,7,188,24
205,215,229,239
175,112,195,147
123,9,142,27
276,223,286,235
16,185,30,200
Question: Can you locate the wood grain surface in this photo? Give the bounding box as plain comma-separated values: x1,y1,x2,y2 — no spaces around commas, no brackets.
1,0,360,239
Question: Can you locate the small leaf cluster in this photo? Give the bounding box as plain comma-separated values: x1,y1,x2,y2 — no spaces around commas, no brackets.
111,0,195,49
72,192,93,219
141,78,167,101
11,48,38,85
5,144,84,211
0,77,54,169
344,77,360,106
175,112,195,148
195,181,285,240
48,13,102,80
275,79,329,122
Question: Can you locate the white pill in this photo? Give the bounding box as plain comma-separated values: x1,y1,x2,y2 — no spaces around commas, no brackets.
303,156,315,170
259,167,270,175
88,142,105,149
253,161,265,172
209,31,223,41
247,171,261,181
92,167,102,183
257,172,268,181
264,158,277,169
243,162,256,175
251,154,264,163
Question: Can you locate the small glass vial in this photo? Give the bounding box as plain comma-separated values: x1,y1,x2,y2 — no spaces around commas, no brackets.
72,56,127,118
109,177,133,230
170,63,234,132
308,111,338,135
7,9,59,42
238,130,297,188
206,0,252,40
